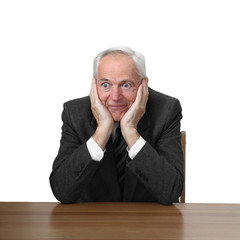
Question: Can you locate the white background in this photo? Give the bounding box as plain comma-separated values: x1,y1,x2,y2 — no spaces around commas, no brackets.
0,0,239,203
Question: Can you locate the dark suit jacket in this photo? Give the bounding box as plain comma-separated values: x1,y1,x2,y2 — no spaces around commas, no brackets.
50,88,184,204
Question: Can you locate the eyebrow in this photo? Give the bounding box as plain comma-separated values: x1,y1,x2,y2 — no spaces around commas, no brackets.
99,78,135,83
99,78,110,82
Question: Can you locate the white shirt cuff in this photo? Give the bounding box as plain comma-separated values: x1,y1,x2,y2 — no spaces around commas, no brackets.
127,136,146,160
86,137,104,161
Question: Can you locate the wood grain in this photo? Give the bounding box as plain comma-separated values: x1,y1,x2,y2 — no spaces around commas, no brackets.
0,202,240,239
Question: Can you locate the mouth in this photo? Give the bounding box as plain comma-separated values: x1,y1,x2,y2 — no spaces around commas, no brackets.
108,105,127,111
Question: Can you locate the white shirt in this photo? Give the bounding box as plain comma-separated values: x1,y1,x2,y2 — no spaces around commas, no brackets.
86,134,146,162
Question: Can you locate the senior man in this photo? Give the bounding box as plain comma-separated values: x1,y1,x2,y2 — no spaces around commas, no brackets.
50,46,184,204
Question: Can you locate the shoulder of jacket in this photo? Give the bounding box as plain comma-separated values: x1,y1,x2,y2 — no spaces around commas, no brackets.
148,87,179,104
64,96,90,105
147,88,182,120
62,96,91,117
63,96,90,109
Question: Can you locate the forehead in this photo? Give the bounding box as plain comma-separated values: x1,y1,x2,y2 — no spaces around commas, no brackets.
98,53,137,77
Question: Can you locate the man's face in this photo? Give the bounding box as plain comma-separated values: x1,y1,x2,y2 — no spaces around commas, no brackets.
96,53,141,122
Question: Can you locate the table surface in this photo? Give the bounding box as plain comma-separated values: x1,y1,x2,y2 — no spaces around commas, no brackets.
0,202,240,240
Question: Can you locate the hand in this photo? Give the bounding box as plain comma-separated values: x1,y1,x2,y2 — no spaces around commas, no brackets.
120,78,149,148
90,78,114,149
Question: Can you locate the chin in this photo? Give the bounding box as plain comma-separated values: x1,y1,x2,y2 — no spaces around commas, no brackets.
111,112,126,122
112,116,121,122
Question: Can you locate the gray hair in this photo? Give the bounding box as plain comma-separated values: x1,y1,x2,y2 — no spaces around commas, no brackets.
93,46,146,79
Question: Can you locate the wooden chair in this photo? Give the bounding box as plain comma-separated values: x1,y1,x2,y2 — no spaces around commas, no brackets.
180,131,186,203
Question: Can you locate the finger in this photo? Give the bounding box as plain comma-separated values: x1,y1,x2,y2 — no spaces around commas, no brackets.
90,77,95,94
137,79,149,104
135,83,143,105
90,78,95,103
141,78,149,104
90,77,99,104
142,78,149,94
92,78,97,93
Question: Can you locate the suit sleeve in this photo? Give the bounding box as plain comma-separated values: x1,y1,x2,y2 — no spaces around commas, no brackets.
49,103,99,203
127,99,184,205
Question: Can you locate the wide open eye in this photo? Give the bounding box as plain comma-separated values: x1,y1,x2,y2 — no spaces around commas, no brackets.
102,82,110,88
123,82,130,88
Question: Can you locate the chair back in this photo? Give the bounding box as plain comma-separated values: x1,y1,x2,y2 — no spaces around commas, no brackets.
180,131,186,203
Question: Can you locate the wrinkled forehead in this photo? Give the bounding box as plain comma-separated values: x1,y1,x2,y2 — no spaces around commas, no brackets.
98,53,138,78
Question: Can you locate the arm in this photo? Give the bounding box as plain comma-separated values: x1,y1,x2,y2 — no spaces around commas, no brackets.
128,99,184,205
49,103,100,203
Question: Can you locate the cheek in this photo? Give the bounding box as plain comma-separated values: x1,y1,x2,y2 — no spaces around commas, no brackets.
124,91,137,104
97,88,109,104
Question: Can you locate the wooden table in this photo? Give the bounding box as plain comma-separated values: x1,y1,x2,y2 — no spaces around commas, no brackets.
0,202,240,240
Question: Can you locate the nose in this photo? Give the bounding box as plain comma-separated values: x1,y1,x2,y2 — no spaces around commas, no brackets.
110,86,122,101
